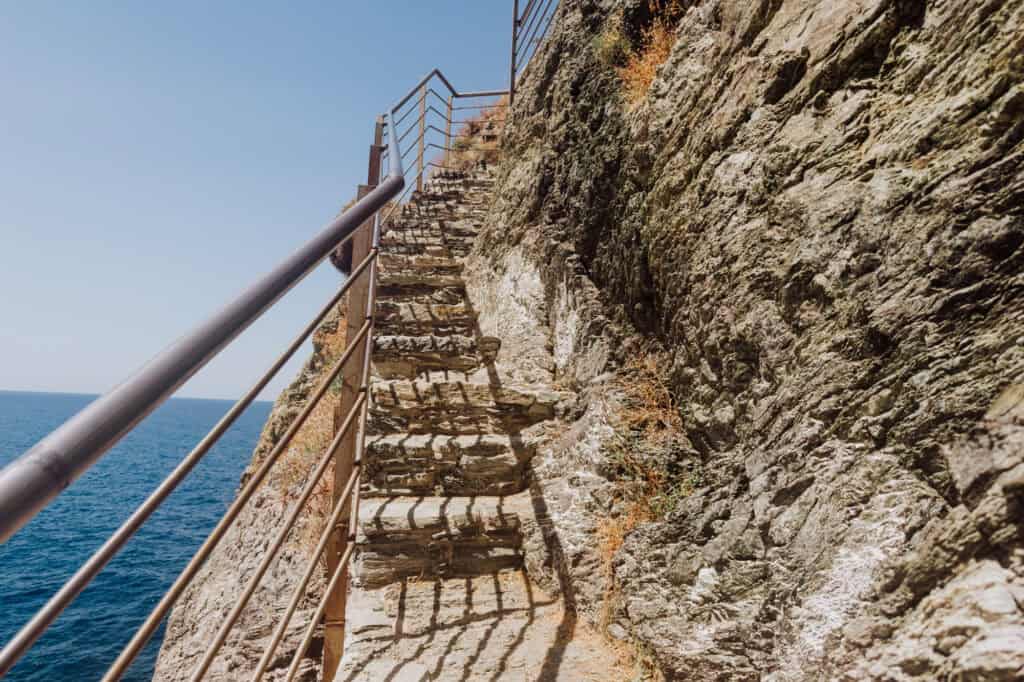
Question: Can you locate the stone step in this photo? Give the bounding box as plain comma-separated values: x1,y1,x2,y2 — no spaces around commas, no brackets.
409,190,461,203
355,495,531,587
421,184,494,197
379,231,478,250
339,572,620,682
368,380,561,435
374,300,476,336
377,268,464,290
382,219,480,238
379,231,473,258
377,252,462,275
376,239,470,258
379,285,465,305
362,433,532,497
407,196,489,211
373,334,480,378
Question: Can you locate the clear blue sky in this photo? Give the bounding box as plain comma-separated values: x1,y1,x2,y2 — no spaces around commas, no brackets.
0,2,512,400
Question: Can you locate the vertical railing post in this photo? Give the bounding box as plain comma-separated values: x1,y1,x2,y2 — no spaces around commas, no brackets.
322,117,384,682
416,83,426,192
445,94,454,164
510,0,520,106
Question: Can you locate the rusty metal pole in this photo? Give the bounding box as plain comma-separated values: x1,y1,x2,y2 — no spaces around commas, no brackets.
445,94,454,164
416,83,426,192
510,0,519,106
322,117,384,682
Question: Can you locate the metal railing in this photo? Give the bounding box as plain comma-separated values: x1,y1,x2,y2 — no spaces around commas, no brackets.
510,0,561,104
0,61,510,682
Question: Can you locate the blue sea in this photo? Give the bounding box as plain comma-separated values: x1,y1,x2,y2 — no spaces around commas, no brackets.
0,391,272,681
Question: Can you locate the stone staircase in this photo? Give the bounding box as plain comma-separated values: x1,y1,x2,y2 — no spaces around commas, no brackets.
335,168,622,682
355,167,554,589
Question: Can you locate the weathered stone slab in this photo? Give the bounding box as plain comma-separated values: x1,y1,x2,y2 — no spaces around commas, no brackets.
377,270,464,290
372,334,479,378
374,300,476,335
354,495,530,586
336,575,625,681
367,380,560,435
363,433,532,496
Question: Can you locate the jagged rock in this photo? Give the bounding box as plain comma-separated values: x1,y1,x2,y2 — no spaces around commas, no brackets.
458,0,1024,679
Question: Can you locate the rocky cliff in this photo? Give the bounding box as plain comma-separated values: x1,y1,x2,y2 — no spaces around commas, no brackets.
463,0,1024,679
155,1,1023,679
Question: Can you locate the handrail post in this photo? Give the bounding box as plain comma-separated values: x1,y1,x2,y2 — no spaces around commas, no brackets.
510,0,520,106
416,83,426,192
445,94,454,163
322,118,384,681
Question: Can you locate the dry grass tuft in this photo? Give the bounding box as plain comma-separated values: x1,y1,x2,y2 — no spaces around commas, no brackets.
595,352,693,678
441,96,507,171
272,305,348,553
616,354,682,440
598,1,685,108
618,18,676,107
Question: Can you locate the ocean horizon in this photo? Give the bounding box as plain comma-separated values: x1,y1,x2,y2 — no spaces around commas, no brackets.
0,390,272,681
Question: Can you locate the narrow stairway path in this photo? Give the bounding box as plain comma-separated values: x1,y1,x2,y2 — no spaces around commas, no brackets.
335,169,616,681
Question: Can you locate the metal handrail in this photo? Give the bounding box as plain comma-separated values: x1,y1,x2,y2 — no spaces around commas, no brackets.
0,21,515,680
189,391,367,681
103,319,374,680
516,0,549,59
510,0,560,103
284,541,356,681
517,0,557,64
0,119,399,679
452,102,509,111
0,180,402,548
250,464,360,682
0,248,377,676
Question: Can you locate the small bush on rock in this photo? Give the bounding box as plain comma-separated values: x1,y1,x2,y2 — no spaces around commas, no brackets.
597,352,697,675
597,1,685,107
593,13,631,67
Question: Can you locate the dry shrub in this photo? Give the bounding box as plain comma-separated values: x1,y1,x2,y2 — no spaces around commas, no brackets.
599,1,684,108
273,304,349,552
441,95,508,171
616,354,682,440
596,353,691,678
598,498,666,680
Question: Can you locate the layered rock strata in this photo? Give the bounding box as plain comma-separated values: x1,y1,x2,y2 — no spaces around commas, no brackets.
461,0,1024,679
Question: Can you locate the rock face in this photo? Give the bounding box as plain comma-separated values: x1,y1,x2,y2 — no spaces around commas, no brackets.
462,0,1024,679
155,1,1023,679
